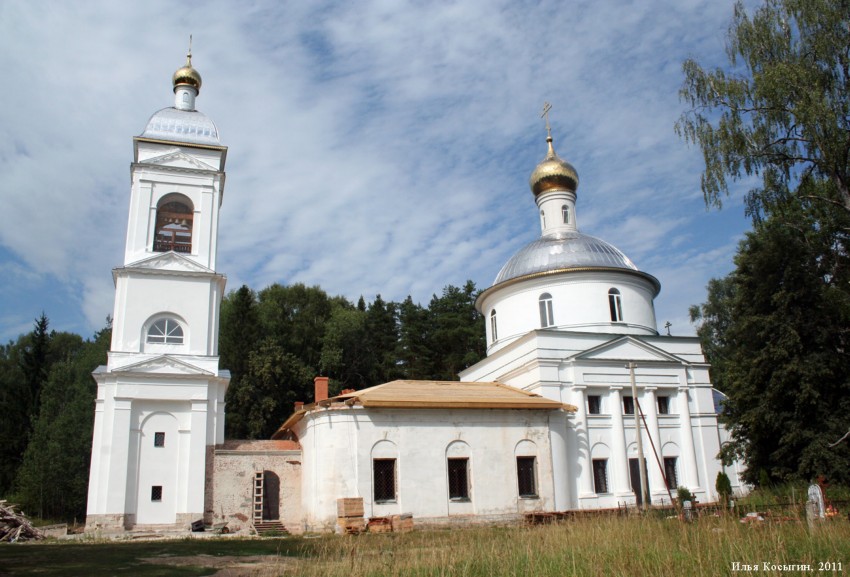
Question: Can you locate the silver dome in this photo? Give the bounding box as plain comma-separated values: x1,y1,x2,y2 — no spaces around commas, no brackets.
141,107,220,145
494,232,639,285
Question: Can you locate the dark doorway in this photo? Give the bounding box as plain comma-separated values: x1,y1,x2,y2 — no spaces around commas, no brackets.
262,471,280,521
628,458,650,506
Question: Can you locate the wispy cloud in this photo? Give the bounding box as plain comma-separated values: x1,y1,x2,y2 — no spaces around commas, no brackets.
0,0,751,341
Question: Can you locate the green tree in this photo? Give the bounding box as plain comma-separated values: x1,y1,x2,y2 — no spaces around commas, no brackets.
227,339,314,439
695,202,850,485
364,295,400,383
0,339,27,495
677,0,850,219
14,326,109,520
320,303,370,389
426,281,486,380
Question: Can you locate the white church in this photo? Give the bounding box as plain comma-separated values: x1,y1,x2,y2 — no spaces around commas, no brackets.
85,54,745,534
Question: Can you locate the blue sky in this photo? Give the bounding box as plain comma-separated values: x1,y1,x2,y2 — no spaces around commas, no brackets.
0,0,754,343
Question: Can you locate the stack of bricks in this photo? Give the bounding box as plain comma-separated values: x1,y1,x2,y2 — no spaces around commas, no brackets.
336,498,366,534
391,513,414,533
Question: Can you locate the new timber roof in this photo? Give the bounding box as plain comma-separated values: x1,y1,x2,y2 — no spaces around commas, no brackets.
272,380,576,439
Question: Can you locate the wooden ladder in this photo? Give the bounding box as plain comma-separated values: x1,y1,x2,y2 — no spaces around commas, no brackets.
252,471,264,523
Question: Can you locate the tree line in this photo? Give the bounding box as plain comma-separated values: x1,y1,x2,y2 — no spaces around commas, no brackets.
680,0,850,485
0,281,484,521
221,280,485,439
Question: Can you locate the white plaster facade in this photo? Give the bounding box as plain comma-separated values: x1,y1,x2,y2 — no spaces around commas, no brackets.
460,132,746,508
290,406,565,531
86,54,230,532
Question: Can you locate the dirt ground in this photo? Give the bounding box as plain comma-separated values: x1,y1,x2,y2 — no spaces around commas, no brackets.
141,553,300,576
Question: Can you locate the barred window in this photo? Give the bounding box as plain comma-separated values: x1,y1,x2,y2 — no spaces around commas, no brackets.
657,396,670,415
587,395,601,415
623,395,635,415
373,459,396,502
516,456,537,498
592,459,609,494
154,432,165,447
151,485,163,502
447,458,469,500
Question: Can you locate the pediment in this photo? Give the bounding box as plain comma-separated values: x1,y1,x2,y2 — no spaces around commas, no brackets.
142,149,217,171
572,336,686,364
123,252,215,274
112,355,214,376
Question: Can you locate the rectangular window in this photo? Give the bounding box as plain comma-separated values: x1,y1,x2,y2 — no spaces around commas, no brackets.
587,395,601,415
447,458,469,500
516,456,537,498
664,457,678,490
623,396,635,415
592,459,609,494
154,432,165,447
373,459,397,503
151,485,163,502
657,396,669,415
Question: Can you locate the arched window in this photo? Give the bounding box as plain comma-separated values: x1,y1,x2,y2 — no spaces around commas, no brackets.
608,288,623,322
538,293,554,328
490,309,498,341
539,209,546,229
561,204,570,224
146,318,184,344
154,194,193,253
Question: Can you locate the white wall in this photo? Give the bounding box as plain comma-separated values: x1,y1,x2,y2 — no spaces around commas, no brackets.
295,407,560,531
481,272,658,354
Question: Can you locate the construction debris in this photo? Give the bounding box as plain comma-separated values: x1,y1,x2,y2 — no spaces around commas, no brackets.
0,501,43,542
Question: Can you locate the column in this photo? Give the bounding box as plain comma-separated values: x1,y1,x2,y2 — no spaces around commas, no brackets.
186,399,209,519
678,386,701,490
572,386,595,498
105,397,133,517
609,386,631,495
642,387,666,501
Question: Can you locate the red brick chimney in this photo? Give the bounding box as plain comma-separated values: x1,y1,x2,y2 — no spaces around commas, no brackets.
314,376,329,403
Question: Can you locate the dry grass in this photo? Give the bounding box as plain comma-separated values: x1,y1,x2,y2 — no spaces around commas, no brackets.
283,513,850,577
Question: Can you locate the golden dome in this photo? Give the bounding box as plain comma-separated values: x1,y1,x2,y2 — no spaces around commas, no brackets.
172,52,202,93
529,136,579,196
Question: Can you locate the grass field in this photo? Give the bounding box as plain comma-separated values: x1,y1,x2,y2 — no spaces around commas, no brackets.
1,511,848,577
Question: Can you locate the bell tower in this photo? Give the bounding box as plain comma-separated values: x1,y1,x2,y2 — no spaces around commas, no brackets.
86,47,230,532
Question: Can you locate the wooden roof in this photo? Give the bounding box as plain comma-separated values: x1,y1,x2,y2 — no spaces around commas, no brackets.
271,380,576,439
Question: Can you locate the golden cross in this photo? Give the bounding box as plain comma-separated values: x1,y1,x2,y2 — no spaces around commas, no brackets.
541,102,552,138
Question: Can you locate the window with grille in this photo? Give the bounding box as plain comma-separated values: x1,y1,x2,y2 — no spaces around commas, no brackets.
147,318,184,344
447,458,469,500
592,459,609,494
516,456,537,498
373,459,396,502
539,293,554,328
657,396,669,415
623,395,635,415
608,288,623,322
151,485,163,502
664,457,678,490
154,432,165,447
587,395,601,415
